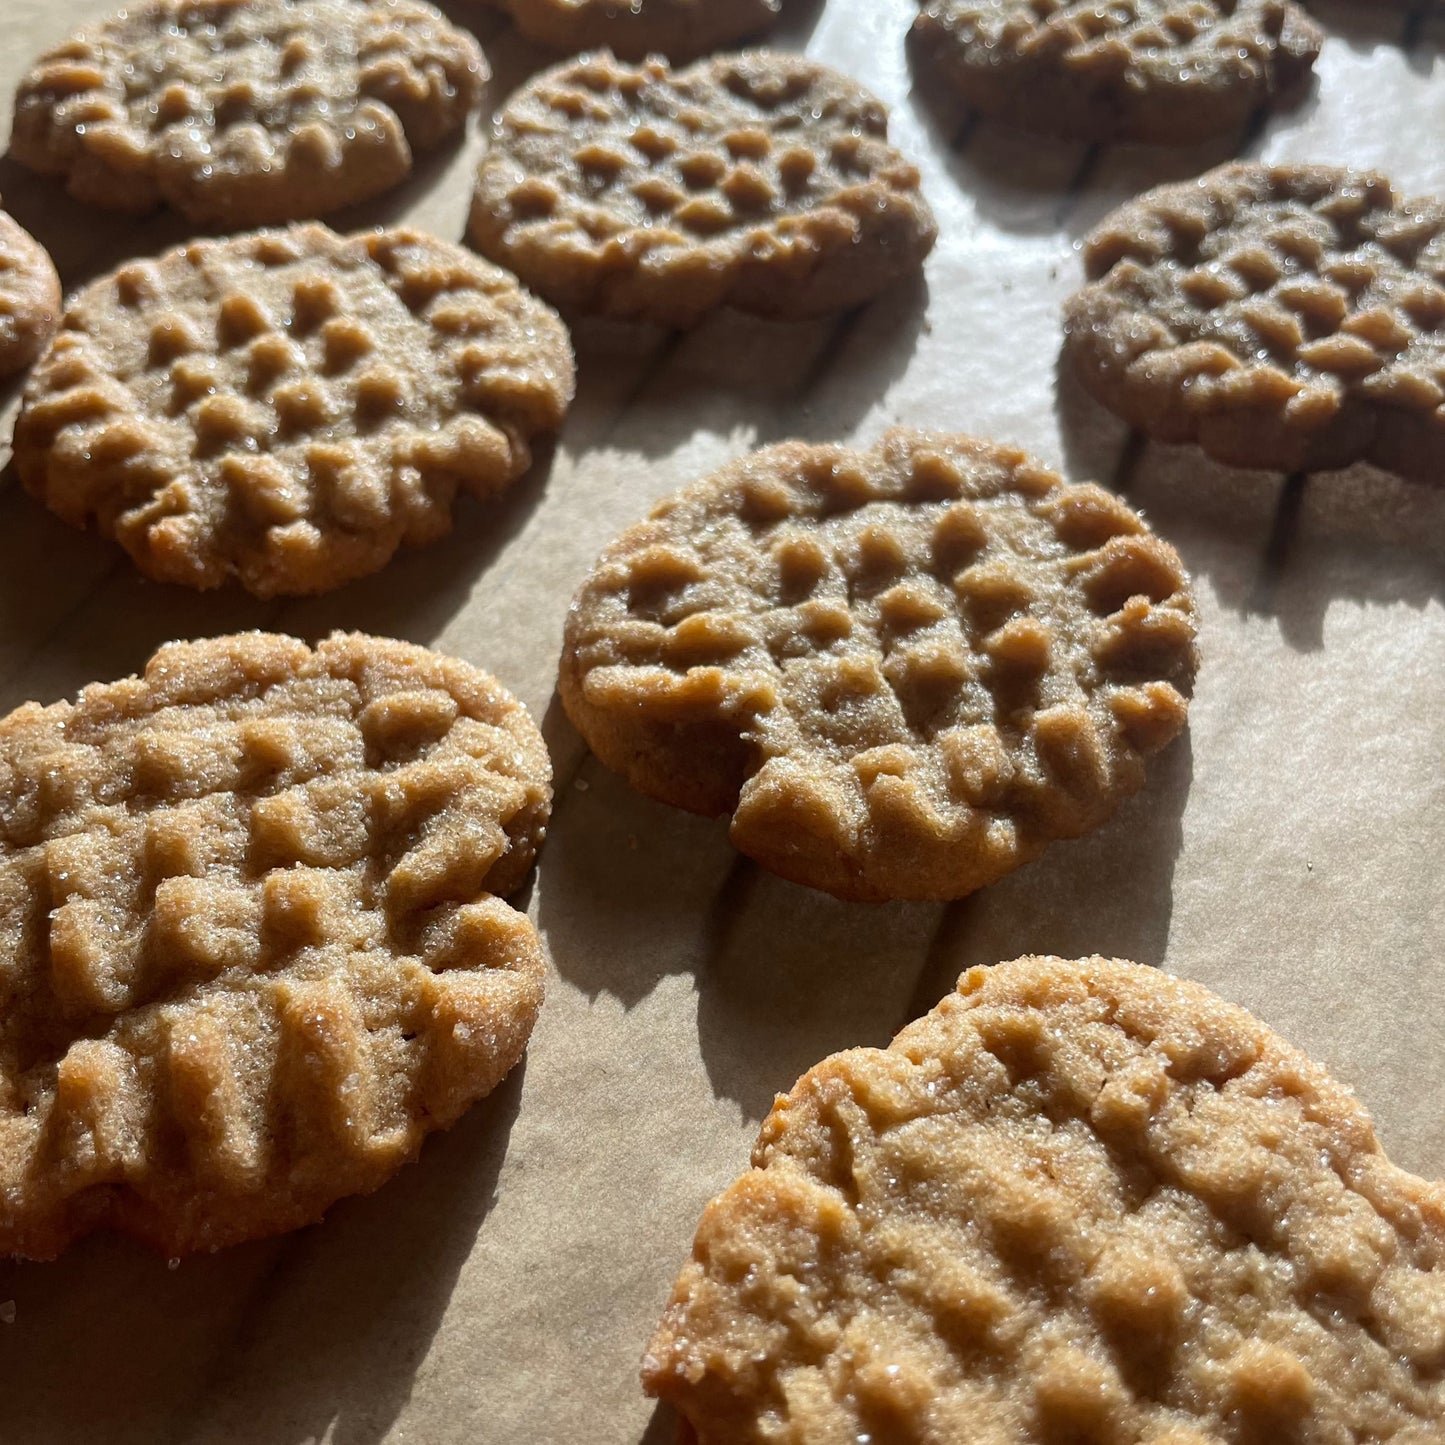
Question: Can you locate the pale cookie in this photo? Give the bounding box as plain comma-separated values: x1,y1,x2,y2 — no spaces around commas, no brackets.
910,0,1320,145
646,955,1445,1444
0,209,62,380
0,632,551,1261
501,0,780,62
11,0,485,227
14,224,575,597
469,51,937,326
560,431,1197,903
1065,163,1445,482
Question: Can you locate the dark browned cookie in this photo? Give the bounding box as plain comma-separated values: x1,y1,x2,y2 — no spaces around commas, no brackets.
646,956,1445,1443
910,0,1320,145
15,224,574,596
502,0,780,61
0,208,61,380
560,431,1197,903
1066,163,1445,481
11,0,485,227
469,51,936,327
0,631,551,1261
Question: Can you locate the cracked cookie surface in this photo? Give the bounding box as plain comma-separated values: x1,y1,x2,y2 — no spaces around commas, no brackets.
500,0,780,62
11,0,486,227
560,431,1197,902
910,0,1320,145
14,223,575,597
0,208,61,379
645,955,1445,1445
469,51,936,326
0,631,551,1261
1066,163,1445,482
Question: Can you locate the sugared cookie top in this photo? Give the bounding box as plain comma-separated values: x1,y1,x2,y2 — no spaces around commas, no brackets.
15,224,574,596
1066,163,1445,482
561,431,1197,902
469,51,937,326
12,0,485,226
0,632,551,1260
911,0,1320,145
646,955,1445,1443
0,209,61,380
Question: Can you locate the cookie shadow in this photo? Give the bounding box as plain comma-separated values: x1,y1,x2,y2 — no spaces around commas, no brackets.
1054,350,1445,650
0,1066,527,1445
0,434,558,716
277,436,562,647
904,39,1279,238
535,721,944,1119
570,274,932,465
904,730,1195,1021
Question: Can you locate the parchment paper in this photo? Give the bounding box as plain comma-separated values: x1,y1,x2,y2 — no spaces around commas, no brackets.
0,1,1442,1440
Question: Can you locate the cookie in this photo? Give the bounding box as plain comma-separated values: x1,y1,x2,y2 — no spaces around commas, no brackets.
645,955,1445,1443
1065,163,1445,482
0,631,550,1261
501,0,780,62
560,431,1197,903
910,0,1320,146
469,52,937,327
14,224,575,597
11,0,485,227
0,208,62,380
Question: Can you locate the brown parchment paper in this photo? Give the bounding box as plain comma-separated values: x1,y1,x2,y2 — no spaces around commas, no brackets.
0,1,1443,1440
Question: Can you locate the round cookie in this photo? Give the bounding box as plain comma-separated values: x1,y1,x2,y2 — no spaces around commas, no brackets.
469,51,937,327
502,0,780,62
14,224,575,597
645,955,1445,1443
560,431,1197,903
910,0,1321,145
1066,162,1445,483
11,0,486,227
0,632,551,1261
0,209,61,380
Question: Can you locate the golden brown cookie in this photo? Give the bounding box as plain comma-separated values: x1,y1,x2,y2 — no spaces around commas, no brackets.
910,0,1320,145
645,955,1445,1443
1065,162,1445,482
501,0,780,61
0,631,551,1261
0,208,61,380
560,431,1197,902
11,0,485,227
14,224,575,597
469,51,937,326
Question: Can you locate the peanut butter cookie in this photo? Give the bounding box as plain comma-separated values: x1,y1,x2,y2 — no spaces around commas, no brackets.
560,431,1197,902
0,208,61,380
501,0,780,62
469,51,937,326
1066,163,1445,482
646,955,1445,1444
11,0,485,227
14,224,575,596
0,631,551,1261
910,0,1320,145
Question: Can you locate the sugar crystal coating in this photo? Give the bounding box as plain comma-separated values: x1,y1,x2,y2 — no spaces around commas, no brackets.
0,209,61,379
0,632,551,1260
11,0,486,226
561,431,1197,902
14,223,575,596
645,956,1445,1443
910,0,1320,145
469,51,937,326
1066,163,1445,482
